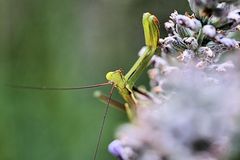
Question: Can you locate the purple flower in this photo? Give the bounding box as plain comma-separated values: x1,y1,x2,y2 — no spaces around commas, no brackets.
108,140,124,159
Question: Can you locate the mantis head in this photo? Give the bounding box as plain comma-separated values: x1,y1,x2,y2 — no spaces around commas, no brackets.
106,70,126,89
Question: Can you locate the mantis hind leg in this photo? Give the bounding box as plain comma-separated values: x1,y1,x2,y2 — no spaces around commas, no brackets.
94,91,135,120
94,91,126,112
94,89,152,120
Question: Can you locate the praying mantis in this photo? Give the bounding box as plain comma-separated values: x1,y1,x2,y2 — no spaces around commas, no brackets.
93,13,160,159
103,12,160,118
10,12,160,159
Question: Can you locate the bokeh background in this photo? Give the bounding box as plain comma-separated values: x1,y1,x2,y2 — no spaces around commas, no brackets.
0,0,189,159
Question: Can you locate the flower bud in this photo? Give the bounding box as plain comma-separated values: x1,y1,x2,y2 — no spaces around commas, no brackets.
203,25,217,38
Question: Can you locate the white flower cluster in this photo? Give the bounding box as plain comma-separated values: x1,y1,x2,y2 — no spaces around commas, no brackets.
160,0,240,69
108,0,240,159
109,65,240,160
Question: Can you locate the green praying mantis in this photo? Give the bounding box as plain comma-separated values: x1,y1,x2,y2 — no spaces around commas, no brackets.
93,13,159,159
99,12,160,118
10,12,160,160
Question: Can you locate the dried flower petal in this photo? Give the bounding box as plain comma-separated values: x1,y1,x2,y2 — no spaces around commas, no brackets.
183,37,199,50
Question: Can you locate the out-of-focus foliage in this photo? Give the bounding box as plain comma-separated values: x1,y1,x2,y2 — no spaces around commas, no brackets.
0,0,188,159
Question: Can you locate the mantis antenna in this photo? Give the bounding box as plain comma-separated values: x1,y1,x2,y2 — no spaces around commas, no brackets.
93,85,115,160
6,82,111,90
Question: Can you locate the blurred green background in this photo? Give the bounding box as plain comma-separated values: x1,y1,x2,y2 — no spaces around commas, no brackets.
0,0,188,159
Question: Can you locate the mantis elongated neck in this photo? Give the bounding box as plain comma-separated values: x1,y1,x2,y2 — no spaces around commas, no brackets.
125,46,156,88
